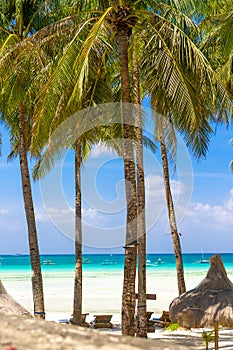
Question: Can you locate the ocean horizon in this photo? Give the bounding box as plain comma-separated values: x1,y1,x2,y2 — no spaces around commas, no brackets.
1,252,233,272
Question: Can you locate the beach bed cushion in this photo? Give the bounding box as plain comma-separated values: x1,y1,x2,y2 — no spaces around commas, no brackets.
58,319,70,324
93,314,113,329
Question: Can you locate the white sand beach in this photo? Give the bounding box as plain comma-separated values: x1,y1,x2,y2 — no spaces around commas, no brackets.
2,266,233,349
3,267,199,321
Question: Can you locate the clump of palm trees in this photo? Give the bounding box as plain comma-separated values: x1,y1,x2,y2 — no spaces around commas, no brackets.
0,0,232,338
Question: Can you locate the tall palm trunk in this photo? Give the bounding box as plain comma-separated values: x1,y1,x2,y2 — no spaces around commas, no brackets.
133,54,147,338
159,128,186,295
118,26,137,336
18,104,45,319
72,140,83,325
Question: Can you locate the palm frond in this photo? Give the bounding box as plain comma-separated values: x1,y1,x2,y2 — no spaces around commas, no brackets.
229,160,233,173
142,133,157,154
143,13,231,158
68,7,113,105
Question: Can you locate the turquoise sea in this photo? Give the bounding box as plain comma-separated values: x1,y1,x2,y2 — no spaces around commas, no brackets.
1,252,233,273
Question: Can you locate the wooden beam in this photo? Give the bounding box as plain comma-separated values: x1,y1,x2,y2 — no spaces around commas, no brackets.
135,293,156,300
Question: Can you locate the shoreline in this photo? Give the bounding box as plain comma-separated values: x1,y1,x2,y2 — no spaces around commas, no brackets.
1,254,233,348
2,254,233,321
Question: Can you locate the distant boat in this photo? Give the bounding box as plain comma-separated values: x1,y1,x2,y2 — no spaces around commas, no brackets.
197,252,209,264
42,259,56,265
82,258,91,264
102,259,116,265
146,259,161,267
146,261,156,267
198,259,209,264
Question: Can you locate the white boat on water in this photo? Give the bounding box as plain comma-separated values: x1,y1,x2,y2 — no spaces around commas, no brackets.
102,259,116,265
198,259,209,264
146,261,157,267
197,252,209,264
146,258,164,267
42,259,56,265
82,258,91,264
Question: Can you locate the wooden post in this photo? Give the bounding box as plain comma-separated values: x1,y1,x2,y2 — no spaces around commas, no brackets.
214,325,218,350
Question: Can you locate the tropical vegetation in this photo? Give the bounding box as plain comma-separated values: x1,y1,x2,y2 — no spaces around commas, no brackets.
0,0,232,339
0,0,59,320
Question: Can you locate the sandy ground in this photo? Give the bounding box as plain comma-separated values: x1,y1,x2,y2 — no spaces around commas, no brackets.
54,313,233,349
95,324,233,349
2,269,233,349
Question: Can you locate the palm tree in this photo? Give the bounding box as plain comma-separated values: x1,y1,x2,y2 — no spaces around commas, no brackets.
111,5,138,336
31,48,115,326
29,2,139,335
130,32,147,337
0,0,49,319
142,2,232,295
198,3,233,173
155,115,186,295
0,0,69,319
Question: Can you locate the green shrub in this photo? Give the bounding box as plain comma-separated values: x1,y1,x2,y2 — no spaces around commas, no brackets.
202,330,214,350
166,323,180,331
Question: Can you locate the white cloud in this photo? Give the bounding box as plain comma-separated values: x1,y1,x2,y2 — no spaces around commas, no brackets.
145,174,186,203
144,174,192,231
186,189,233,227
0,208,9,215
35,205,74,222
171,179,185,197
90,145,117,158
35,204,107,228
225,189,233,211
145,174,164,199
82,207,97,219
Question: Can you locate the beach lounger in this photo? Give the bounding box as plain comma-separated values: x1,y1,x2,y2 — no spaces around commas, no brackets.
152,311,171,327
92,314,113,329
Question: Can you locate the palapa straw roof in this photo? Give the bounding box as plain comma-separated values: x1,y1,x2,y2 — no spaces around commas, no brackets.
0,280,31,317
169,254,233,328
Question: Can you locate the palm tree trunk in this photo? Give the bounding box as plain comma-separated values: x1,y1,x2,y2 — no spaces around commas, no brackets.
18,104,45,319
72,140,83,325
133,54,147,338
159,128,186,295
118,26,137,336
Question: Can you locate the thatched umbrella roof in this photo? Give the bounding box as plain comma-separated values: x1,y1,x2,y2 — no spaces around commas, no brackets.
0,280,31,317
169,254,233,349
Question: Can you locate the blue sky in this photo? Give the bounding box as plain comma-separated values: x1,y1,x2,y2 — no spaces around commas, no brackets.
0,103,233,255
